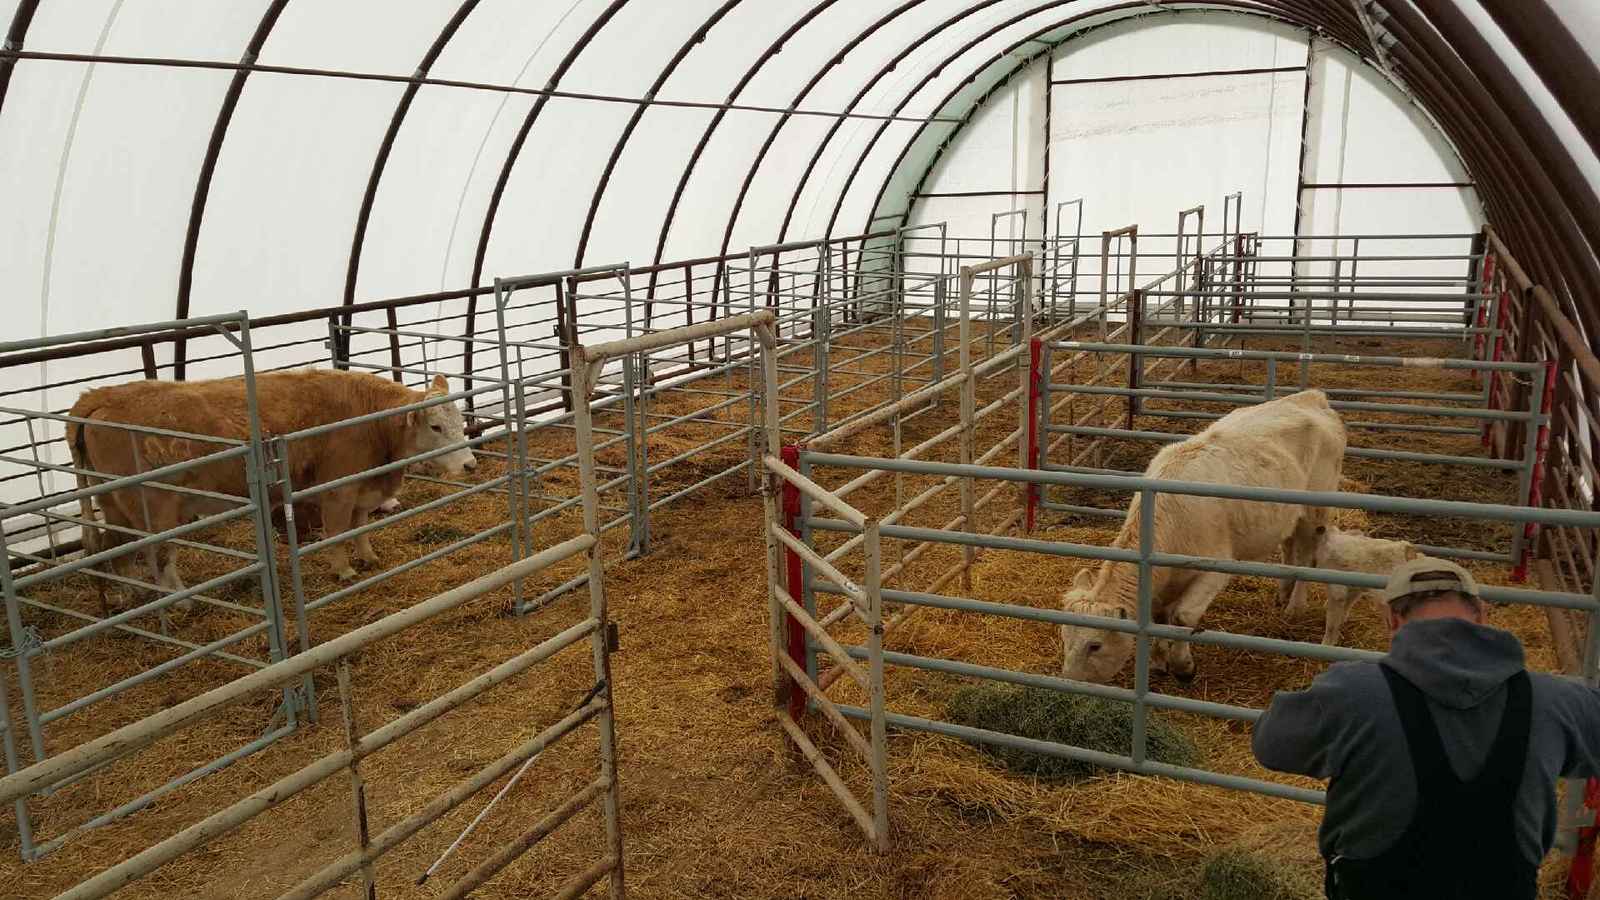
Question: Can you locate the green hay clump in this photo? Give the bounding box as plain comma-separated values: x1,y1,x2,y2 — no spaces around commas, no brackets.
1194,848,1321,900
944,684,1200,779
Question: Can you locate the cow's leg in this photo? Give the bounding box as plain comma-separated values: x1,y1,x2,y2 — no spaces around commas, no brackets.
1164,572,1232,682
1280,514,1324,614
144,490,191,612
377,496,400,515
319,492,358,581
352,506,379,568
1322,585,1358,647
93,497,138,614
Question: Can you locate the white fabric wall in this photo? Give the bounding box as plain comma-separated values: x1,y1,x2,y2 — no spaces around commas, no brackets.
905,13,1485,276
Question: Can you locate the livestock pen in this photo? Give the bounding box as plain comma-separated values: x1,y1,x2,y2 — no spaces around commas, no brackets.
2,218,1598,899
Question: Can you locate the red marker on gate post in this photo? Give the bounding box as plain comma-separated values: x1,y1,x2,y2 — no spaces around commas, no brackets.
1026,338,1043,533
1567,778,1600,899
1513,360,1557,583
780,444,807,721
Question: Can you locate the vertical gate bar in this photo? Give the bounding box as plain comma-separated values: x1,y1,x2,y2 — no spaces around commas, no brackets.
1466,228,1489,346
932,225,947,400
139,341,158,380
1346,236,1360,322
1515,359,1557,581
684,264,695,361
747,252,761,493
1265,358,1278,401
0,525,46,798
493,280,527,614
1016,259,1035,525
274,436,317,721
0,666,36,861
1026,337,1043,533
863,518,889,853
1132,487,1154,765
335,662,377,900
570,349,626,900
234,330,295,730
509,380,538,614
554,280,574,414
959,267,977,590
796,453,820,687
1127,289,1143,430
1040,340,1056,480
385,307,402,383
780,444,806,721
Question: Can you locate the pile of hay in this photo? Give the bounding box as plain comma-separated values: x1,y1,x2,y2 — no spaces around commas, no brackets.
945,684,1201,779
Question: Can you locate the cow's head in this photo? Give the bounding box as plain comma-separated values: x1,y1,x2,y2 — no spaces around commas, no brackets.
1059,568,1135,683
406,374,477,476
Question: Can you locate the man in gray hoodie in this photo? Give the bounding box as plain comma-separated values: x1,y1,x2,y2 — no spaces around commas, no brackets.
1252,557,1600,899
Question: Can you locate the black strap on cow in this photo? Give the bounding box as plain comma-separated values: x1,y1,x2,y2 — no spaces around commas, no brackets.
1324,664,1535,900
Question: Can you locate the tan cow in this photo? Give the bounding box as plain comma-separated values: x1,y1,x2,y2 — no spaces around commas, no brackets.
1309,525,1436,646
1059,389,1346,683
68,370,475,604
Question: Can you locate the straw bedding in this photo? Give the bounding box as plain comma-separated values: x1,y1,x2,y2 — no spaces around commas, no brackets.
0,327,1581,899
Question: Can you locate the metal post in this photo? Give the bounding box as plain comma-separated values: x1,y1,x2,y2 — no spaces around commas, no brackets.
959,268,977,590
0,668,35,860
569,349,626,900
274,437,317,721
335,663,376,900
1132,488,1154,765
863,518,889,853
492,282,527,613
1127,289,1144,429
814,292,829,434
231,319,296,726
780,444,806,721
1026,337,1043,533
1514,359,1557,581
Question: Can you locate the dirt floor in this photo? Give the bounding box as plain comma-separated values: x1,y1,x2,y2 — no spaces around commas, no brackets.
0,321,1584,898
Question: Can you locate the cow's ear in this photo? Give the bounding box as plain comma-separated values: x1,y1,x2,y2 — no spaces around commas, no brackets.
405,410,417,428
429,374,448,396
1072,569,1093,591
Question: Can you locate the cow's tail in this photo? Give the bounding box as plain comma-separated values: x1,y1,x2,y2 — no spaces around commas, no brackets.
67,414,103,555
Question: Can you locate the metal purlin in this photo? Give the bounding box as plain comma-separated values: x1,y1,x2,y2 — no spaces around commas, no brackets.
341,0,482,334
572,0,745,269
461,0,632,402
172,0,291,381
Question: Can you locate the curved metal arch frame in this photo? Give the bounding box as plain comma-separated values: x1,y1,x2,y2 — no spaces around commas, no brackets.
0,0,41,117
571,0,744,269
172,0,291,379
646,0,840,283
460,0,631,393
771,0,1017,245
828,0,1600,334
341,0,481,315
818,0,1146,241
709,0,934,292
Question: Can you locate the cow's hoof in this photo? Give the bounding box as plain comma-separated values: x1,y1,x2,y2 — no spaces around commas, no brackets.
1173,668,1197,684
357,554,380,568
377,498,401,514
337,567,358,582
173,597,194,613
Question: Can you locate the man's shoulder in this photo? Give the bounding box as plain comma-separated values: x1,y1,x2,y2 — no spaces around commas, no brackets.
1529,670,1600,712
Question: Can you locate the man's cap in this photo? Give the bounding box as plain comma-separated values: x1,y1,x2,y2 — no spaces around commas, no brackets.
1381,557,1479,603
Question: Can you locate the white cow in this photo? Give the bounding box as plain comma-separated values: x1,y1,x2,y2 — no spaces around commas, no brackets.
1310,525,1438,646
1059,389,1347,683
